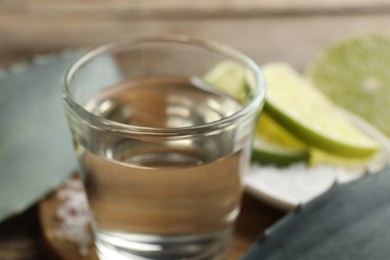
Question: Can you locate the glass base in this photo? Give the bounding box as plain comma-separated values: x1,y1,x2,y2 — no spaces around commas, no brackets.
94,227,232,260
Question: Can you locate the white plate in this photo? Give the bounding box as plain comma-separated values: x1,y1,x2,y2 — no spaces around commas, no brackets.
244,110,390,211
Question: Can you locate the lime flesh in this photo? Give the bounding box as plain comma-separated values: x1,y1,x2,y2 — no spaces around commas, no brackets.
307,33,390,138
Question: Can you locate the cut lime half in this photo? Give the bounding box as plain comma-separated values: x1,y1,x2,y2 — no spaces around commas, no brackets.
307,33,390,138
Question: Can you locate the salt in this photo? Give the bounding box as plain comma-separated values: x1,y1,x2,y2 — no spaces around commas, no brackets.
55,178,92,256
245,162,365,209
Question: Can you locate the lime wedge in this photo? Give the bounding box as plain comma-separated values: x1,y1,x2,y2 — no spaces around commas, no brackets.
307,33,390,138
263,62,379,158
252,113,310,166
204,60,248,103
205,60,311,166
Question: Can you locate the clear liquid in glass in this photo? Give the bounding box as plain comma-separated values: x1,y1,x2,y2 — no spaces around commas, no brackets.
72,77,251,259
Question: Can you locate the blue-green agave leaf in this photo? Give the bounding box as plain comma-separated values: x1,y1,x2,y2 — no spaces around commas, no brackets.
243,166,390,260
0,51,85,222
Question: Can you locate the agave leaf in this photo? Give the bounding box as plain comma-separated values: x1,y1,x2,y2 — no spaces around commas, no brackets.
243,166,390,260
0,51,85,222
0,50,124,223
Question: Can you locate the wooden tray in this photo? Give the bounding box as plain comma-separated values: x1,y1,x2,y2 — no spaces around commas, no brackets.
38,176,284,260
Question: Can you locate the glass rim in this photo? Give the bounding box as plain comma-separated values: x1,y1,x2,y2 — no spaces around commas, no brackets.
62,35,266,136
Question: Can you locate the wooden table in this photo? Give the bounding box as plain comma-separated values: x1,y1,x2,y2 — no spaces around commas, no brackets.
1,1,390,259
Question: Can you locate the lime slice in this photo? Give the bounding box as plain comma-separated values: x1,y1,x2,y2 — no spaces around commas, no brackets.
263,62,379,158
205,61,311,166
204,60,248,103
252,113,310,166
307,33,390,137
309,148,371,168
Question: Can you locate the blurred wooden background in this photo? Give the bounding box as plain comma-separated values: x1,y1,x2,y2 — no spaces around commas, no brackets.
2,0,390,69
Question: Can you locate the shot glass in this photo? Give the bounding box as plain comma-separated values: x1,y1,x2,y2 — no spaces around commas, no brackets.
62,35,266,259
